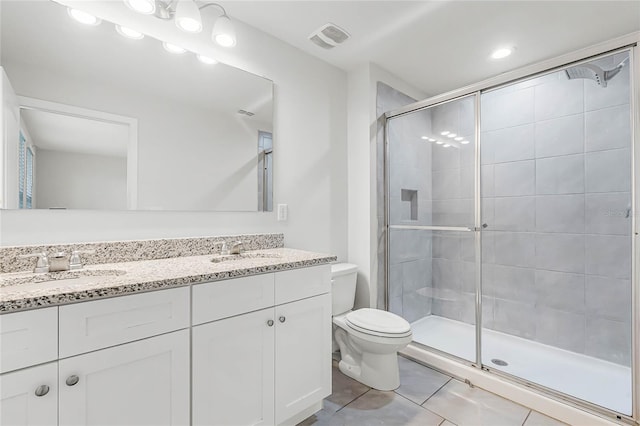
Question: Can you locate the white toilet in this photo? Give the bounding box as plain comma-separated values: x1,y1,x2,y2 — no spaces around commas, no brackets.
331,263,412,391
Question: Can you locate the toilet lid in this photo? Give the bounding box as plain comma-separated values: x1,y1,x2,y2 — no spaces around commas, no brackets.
345,309,411,336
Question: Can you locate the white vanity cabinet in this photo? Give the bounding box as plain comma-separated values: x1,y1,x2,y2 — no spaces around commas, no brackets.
59,330,190,426
0,307,58,426
0,262,332,426
192,265,332,426
0,362,58,426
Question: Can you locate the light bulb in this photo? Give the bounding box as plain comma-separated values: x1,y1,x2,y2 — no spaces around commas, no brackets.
197,55,218,65
116,25,144,40
447,133,457,138
421,136,428,140
67,8,101,26
461,140,470,145
124,0,156,15
440,131,450,136
443,144,451,148
163,42,187,54
212,14,236,47
454,136,463,141
175,0,202,33
436,141,444,145
491,47,513,59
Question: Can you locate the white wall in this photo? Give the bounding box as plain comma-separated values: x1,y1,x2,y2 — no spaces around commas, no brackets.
0,1,348,261
36,149,127,210
347,62,426,308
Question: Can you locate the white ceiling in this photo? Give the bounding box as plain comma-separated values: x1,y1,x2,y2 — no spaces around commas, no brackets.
226,1,640,96
21,109,129,158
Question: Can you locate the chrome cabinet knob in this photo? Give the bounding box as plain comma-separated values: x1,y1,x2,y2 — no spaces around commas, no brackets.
34,385,50,397
279,316,286,323
66,375,80,386
267,319,274,327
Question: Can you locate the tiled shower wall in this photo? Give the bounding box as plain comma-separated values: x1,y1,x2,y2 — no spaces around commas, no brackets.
479,52,632,365
383,82,435,323
386,52,632,366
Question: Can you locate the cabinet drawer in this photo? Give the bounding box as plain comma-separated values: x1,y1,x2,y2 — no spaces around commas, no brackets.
192,274,274,325
0,307,58,373
275,265,330,305
59,287,189,357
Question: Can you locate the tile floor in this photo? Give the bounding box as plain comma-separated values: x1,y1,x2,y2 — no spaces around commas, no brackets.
298,356,568,426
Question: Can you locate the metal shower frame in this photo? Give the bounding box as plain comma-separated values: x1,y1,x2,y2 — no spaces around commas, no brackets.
383,32,640,424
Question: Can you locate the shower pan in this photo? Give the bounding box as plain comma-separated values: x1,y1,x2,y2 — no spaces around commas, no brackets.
384,45,636,422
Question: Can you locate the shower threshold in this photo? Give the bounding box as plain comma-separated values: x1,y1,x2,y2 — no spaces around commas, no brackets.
411,315,631,415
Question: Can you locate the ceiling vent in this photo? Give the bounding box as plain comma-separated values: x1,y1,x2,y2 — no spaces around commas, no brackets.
309,23,350,50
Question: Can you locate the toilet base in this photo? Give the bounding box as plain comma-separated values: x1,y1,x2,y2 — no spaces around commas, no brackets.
338,351,401,391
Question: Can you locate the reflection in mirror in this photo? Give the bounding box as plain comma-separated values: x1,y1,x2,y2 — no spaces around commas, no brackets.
1,0,273,211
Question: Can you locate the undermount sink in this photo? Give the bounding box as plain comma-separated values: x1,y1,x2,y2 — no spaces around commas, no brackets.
210,252,282,263
0,269,127,289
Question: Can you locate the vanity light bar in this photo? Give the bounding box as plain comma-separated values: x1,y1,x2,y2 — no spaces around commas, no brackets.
65,8,220,66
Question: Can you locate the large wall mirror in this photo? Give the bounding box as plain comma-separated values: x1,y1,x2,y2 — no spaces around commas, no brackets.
0,0,273,211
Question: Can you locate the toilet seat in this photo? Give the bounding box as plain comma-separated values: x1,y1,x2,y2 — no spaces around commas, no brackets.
345,309,411,338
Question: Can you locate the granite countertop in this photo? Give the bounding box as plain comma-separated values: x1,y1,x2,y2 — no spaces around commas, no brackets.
0,248,337,313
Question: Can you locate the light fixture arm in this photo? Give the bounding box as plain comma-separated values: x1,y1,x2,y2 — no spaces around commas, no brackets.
198,2,228,17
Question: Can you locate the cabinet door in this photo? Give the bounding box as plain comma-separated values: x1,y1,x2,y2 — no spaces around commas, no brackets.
59,330,189,426
0,362,57,426
274,294,331,424
192,308,275,426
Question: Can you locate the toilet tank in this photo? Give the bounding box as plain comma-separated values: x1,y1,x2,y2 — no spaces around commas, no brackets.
331,263,358,315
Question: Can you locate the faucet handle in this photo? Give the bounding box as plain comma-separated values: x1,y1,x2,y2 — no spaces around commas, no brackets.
69,250,95,270
18,252,50,273
212,241,229,255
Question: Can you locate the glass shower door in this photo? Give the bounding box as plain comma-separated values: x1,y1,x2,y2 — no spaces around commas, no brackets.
387,94,478,363
479,50,633,415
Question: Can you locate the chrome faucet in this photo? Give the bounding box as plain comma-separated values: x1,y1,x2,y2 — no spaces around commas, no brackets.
19,249,94,273
18,252,50,273
229,241,245,255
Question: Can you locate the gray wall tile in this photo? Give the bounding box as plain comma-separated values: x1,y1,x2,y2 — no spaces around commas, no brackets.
585,317,631,366
482,87,534,131
585,192,631,235
494,160,535,196
536,154,584,195
535,307,585,353
493,231,536,268
494,196,536,232
585,235,631,279
585,104,630,152
586,275,631,322
493,298,536,339
535,114,584,158
482,124,534,164
535,194,585,233
535,270,585,313
534,78,584,121
585,148,631,193
535,233,585,273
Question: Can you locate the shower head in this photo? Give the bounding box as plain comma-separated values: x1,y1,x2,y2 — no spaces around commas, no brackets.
565,57,628,88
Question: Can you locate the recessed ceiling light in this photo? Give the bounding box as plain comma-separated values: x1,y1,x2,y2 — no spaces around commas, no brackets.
67,8,101,25
440,131,450,136
421,136,429,140
454,136,463,141
428,138,437,142
443,144,451,148
461,140,470,145
116,25,144,40
163,42,187,54
124,0,156,15
197,55,218,65
447,133,457,138
491,47,513,59
436,141,444,145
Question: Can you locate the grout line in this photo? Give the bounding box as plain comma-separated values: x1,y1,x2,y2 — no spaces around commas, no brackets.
422,377,453,406
333,388,373,414
521,409,533,426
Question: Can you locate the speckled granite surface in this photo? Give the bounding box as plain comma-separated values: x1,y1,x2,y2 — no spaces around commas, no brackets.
0,234,284,274
0,248,336,313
